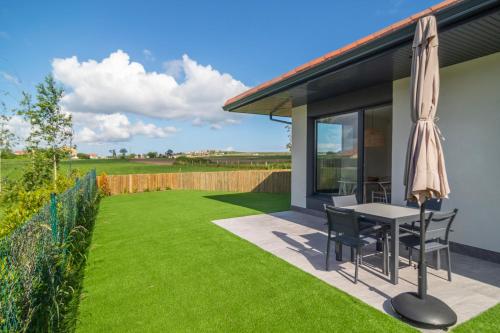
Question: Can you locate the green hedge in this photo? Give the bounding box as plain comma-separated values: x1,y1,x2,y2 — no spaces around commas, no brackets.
0,170,100,332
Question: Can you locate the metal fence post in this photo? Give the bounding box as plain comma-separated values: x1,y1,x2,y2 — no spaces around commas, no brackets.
50,193,58,242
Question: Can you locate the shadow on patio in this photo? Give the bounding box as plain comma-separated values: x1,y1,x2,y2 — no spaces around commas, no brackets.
213,210,500,328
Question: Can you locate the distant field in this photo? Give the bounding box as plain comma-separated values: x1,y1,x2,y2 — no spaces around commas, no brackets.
205,153,290,160
1,156,290,181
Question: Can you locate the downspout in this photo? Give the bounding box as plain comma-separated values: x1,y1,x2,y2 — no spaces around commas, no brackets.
269,99,292,125
269,109,292,124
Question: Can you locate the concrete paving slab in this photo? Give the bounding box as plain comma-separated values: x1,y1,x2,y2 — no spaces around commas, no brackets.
213,211,500,331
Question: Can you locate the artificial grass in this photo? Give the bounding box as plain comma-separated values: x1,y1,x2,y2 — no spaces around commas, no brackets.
452,304,500,333
76,190,415,332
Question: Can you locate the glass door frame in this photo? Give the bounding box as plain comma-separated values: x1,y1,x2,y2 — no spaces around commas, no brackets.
312,103,391,203
313,109,363,203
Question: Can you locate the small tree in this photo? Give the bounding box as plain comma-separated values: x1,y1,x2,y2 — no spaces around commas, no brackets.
0,105,18,192
17,75,73,185
109,149,117,158
166,149,173,158
146,151,158,159
285,124,292,152
119,148,128,158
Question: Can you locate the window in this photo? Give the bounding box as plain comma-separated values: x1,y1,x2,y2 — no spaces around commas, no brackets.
315,112,359,194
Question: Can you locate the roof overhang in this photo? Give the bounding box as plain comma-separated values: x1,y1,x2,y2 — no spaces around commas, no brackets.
223,0,500,117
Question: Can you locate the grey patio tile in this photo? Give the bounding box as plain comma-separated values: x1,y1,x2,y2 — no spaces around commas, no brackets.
213,211,500,331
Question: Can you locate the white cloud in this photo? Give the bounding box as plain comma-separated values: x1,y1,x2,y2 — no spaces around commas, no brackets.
210,123,222,130
143,49,155,61
72,112,179,143
163,59,184,80
6,115,29,143
5,112,177,146
1,71,21,85
52,50,249,128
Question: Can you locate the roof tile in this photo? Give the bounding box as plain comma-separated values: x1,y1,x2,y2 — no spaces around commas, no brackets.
224,0,462,107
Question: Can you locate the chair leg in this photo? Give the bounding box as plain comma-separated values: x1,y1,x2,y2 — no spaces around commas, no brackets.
354,247,359,284
383,233,389,275
408,248,413,266
376,228,383,251
359,247,363,266
335,241,343,261
325,233,331,271
446,247,452,282
434,249,441,270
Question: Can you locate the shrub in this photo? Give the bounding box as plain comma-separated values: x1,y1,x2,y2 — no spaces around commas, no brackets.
76,153,90,159
0,170,100,332
98,172,111,197
174,156,209,166
1,173,78,238
0,149,16,159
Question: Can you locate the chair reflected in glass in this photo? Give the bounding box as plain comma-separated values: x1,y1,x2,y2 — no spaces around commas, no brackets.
337,179,392,203
371,182,391,203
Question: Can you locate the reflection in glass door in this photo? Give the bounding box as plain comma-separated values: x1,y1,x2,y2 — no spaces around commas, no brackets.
314,105,393,202
364,105,392,203
315,112,359,195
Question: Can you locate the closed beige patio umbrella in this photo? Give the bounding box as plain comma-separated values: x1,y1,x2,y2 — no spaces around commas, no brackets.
404,15,450,204
392,15,456,329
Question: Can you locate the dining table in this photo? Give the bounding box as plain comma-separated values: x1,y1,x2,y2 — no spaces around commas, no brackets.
343,203,431,285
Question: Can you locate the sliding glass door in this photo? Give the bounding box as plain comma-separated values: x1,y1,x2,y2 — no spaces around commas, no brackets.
314,105,392,202
363,105,392,203
315,112,359,195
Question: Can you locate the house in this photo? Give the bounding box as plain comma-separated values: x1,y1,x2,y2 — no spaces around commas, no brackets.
223,0,500,262
62,146,78,159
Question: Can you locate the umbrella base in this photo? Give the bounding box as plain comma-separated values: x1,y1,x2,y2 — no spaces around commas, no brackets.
391,292,457,329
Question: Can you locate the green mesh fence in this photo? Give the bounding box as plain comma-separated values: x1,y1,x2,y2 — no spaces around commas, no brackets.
0,169,99,332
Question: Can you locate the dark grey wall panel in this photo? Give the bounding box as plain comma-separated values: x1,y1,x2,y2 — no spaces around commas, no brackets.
305,83,393,211
308,83,392,118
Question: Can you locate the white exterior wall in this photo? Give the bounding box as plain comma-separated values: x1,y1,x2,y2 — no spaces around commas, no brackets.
392,52,500,253
291,105,308,208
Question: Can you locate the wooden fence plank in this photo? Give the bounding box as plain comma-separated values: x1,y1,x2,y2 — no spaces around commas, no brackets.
97,170,291,195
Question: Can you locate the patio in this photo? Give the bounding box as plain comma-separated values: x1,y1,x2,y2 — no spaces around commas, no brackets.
213,210,500,330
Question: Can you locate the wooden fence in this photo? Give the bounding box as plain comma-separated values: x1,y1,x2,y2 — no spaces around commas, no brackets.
97,170,291,195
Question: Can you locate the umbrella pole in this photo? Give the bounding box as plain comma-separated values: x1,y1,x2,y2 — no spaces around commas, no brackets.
391,199,457,328
417,200,427,298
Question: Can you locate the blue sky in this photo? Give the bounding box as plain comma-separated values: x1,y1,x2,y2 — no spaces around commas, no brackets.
0,0,440,155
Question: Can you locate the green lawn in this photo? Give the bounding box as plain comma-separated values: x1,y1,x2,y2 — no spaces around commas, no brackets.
76,190,416,332
1,158,278,181
452,304,500,333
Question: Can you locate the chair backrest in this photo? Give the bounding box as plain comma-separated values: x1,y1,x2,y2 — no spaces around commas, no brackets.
324,205,360,239
424,209,458,244
332,194,358,207
407,198,442,211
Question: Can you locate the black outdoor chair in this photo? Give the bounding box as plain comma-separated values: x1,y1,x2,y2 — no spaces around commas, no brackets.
400,198,443,237
399,209,458,281
330,194,377,227
406,198,443,211
324,205,389,283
